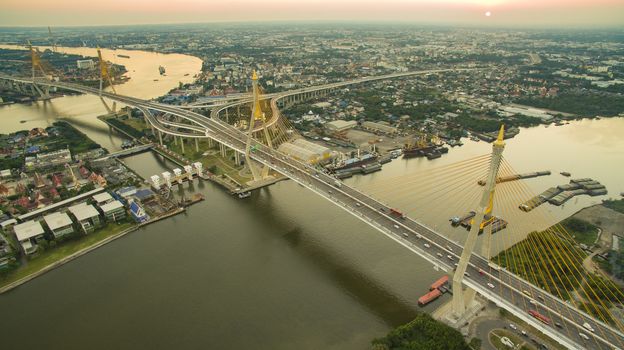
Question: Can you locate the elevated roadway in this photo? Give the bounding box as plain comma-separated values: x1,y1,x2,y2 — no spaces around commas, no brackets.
0,74,621,350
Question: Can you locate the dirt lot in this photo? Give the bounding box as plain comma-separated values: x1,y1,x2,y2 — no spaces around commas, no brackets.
345,129,413,153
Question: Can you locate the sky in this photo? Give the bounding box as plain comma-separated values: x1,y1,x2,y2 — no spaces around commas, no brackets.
1,0,623,28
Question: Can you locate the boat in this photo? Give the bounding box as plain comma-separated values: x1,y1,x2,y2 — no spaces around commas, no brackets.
117,54,130,58
158,65,166,75
237,191,251,199
329,152,378,172
560,171,571,177
402,138,436,158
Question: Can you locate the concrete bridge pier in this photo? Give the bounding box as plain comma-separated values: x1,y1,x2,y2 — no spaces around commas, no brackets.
180,138,185,154
208,138,214,148
158,130,163,146
195,138,199,152
234,151,241,165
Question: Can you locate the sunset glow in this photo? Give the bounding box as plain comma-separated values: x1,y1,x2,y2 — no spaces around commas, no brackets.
1,0,622,27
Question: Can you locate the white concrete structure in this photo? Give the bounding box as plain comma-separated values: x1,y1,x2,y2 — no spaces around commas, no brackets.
150,175,161,188
162,171,172,187
183,165,194,180
192,162,203,177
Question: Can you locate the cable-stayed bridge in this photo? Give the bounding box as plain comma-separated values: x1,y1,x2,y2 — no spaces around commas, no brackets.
0,48,622,350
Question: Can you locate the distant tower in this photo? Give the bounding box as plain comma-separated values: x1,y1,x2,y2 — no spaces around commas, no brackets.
452,125,506,317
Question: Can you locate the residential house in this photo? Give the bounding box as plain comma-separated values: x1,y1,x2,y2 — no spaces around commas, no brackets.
14,220,45,255
43,212,75,238
68,203,101,233
99,200,126,222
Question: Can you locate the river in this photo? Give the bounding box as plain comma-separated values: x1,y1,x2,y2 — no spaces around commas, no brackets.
0,44,202,151
0,45,623,349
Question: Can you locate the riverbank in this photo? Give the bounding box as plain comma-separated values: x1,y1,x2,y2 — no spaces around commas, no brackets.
0,222,136,293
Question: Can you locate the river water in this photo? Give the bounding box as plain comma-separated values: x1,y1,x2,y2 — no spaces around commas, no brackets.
0,45,623,349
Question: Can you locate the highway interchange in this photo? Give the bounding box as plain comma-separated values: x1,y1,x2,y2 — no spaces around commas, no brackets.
1,73,622,350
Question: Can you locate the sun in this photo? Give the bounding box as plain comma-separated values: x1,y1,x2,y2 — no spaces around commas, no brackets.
485,11,492,17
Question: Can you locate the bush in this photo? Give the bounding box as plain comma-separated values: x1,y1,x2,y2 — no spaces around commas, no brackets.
371,313,471,350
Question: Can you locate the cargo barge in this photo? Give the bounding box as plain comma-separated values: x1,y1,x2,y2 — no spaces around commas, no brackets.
418,275,450,306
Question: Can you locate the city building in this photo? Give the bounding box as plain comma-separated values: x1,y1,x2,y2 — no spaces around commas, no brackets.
13,220,45,255
277,142,320,164
68,203,101,233
99,200,126,222
43,212,75,238
76,59,95,69
325,120,357,132
361,121,398,135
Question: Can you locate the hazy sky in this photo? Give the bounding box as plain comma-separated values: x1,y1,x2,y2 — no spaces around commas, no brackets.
2,0,623,28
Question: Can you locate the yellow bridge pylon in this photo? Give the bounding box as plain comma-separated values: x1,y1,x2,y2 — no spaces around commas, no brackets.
97,46,117,113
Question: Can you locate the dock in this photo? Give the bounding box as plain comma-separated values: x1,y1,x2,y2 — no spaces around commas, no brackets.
519,178,607,211
478,170,550,186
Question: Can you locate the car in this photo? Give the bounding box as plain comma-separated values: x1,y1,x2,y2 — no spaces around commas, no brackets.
402,233,409,238
328,190,333,194
521,330,527,337
355,202,361,207
509,323,518,330
464,272,470,277
424,243,431,248
537,295,545,301
393,224,400,229
454,263,459,267
555,322,563,328
487,282,495,289
437,253,443,258
478,268,485,275
416,234,423,239
523,290,531,297
446,245,453,252
447,255,453,260
315,174,320,178
583,322,595,333
379,207,385,212
529,299,538,305
579,333,590,341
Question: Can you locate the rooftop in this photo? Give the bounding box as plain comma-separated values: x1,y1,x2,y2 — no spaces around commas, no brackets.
99,200,124,213
43,212,73,231
92,192,113,204
68,203,100,221
14,220,45,241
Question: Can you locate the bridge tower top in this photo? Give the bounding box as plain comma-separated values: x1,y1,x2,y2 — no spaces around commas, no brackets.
28,42,46,80
97,47,116,94
251,70,264,121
